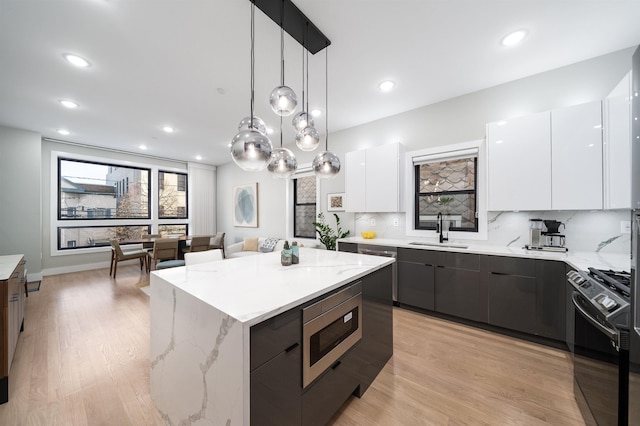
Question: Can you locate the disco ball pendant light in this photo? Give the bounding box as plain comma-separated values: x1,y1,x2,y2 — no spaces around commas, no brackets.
231,3,273,171
313,45,340,178
292,44,314,133
269,7,297,117
238,115,267,135
268,113,297,178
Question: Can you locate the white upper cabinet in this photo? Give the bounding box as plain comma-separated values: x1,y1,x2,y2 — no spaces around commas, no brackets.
604,72,632,209
345,143,405,212
551,100,603,210
487,111,552,211
344,149,366,212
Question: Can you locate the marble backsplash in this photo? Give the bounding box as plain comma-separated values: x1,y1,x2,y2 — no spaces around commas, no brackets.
353,210,632,255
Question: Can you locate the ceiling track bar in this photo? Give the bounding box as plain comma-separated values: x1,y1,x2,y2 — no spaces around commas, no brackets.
250,0,331,54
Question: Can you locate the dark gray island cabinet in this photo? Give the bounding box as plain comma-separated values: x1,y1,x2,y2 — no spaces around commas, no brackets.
397,247,566,343
250,265,393,426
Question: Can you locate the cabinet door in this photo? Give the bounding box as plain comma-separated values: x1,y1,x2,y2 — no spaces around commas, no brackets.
365,144,402,212
398,261,435,310
535,260,566,341
434,267,482,322
551,101,603,210
250,345,301,426
604,72,631,209
337,242,358,253
487,273,537,335
250,308,301,371
345,150,366,212
487,112,551,211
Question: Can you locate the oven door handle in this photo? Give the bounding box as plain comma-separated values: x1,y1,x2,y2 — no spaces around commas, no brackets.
572,292,619,346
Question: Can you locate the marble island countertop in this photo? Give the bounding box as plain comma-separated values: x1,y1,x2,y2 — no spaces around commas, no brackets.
151,247,393,326
341,236,631,272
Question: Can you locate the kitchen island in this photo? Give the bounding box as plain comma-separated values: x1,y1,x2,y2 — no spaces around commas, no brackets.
150,247,394,425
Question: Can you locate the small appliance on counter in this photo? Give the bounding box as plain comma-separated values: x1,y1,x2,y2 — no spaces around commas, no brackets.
525,218,568,252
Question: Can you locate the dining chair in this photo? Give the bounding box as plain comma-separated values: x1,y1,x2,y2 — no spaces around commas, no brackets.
182,236,211,254
110,240,148,278
142,233,161,252
184,249,224,266
149,238,180,271
209,232,226,258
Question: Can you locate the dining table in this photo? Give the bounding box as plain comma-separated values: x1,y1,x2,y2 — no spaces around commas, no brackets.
120,235,195,260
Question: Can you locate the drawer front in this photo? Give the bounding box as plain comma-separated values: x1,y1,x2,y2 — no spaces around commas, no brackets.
250,308,301,371
398,247,437,265
483,255,536,277
434,251,480,271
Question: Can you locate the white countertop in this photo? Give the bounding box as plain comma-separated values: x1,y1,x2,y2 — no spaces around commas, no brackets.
341,237,631,272
151,247,393,327
0,254,24,280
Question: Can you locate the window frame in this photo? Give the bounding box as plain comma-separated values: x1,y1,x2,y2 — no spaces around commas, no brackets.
158,170,189,220
413,157,478,232
285,164,320,242
293,175,317,239
404,140,487,241
51,150,188,256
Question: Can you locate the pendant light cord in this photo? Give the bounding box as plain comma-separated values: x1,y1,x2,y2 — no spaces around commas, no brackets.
325,44,329,150
300,43,305,110
280,0,285,86
305,24,310,116
250,2,255,127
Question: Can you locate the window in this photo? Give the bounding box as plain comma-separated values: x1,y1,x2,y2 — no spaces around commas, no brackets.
159,171,188,219
414,154,478,232
293,175,317,238
59,158,150,220
55,153,188,253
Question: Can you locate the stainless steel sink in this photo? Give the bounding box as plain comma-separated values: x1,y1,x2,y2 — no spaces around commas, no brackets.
409,242,469,249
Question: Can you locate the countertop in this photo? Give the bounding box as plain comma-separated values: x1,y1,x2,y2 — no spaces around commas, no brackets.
0,255,24,281
340,237,631,272
151,247,393,326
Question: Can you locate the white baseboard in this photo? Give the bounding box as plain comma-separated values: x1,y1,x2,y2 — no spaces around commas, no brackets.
41,260,112,277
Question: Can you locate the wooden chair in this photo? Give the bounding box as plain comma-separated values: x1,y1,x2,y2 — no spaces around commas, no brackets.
184,249,224,266
208,232,226,258
110,240,148,278
149,238,180,271
182,236,211,254
142,233,161,252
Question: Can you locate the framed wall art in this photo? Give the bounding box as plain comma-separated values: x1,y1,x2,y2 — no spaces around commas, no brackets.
327,192,345,212
233,183,258,227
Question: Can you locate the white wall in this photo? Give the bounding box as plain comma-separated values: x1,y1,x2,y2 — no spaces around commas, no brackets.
0,126,42,280
216,47,635,248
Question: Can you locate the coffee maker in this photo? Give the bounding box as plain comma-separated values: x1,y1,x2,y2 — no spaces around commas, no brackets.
542,220,567,251
525,219,568,252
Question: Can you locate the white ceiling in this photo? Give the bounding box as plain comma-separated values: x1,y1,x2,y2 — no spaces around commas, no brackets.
0,0,639,166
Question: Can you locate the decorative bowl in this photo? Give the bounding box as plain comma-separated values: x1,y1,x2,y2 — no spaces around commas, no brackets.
361,231,376,239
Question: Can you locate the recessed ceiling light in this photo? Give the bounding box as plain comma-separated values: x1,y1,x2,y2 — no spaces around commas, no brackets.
139,144,148,150
62,53,91,68
310,109,323,117
162,126,175,133
501,30,527,47
59,99,78,109
195,155,203,161
57,129,70,136
378,80,395,92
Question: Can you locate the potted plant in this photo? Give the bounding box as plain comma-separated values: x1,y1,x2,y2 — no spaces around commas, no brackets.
313,212,350,251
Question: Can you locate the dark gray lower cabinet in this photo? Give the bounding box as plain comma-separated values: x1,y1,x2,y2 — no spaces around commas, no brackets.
398,260,435,310
337,242,358,253
250,308,301,426
435,265,482,322
250,265,394,425
483,255,566,341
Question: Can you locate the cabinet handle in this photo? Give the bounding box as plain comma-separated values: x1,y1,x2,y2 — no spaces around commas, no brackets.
490,272,509,276
284,342,299,353
331,360,342,370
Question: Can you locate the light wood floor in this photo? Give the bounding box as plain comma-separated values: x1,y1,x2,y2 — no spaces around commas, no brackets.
0,264,585,425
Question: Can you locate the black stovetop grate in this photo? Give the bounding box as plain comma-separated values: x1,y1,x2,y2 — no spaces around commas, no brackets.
588,268,631,298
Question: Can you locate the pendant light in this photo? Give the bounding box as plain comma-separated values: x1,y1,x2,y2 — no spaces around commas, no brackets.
269,2,297,116
313,45,340,178
296,28,320,152
230,2,273,171
292,44,314,133
238,115,267,136
267,113,297,178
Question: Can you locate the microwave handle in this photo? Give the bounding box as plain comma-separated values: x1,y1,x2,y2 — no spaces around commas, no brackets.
571,292,619,345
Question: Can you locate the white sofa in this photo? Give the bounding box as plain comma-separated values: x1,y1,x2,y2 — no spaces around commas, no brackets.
226,237,319,259
226,237,287,258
